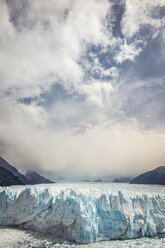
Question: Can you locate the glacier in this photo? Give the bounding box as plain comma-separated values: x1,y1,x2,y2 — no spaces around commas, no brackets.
0,183,165,244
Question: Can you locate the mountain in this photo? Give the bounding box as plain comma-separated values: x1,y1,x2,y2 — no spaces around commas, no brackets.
113,177,132,183
0,156,54,186
0,156,31,184
130,166,165,185
0,167,25,186
26,170,54,184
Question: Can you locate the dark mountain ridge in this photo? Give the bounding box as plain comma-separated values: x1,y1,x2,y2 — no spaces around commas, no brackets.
130,166,165,185
26,170,54,184
0,156,54,186
0,156,31,184
113,176,132,183
0,167,25,186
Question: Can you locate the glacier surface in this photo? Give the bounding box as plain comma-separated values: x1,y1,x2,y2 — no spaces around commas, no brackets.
0,183,165,244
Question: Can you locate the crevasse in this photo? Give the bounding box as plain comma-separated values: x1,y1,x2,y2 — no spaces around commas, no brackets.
0,184,165,244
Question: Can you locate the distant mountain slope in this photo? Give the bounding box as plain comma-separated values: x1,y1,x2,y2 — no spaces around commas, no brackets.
130,166,165,185
0,167,25,186
0,156,54,186
26,170,54,184
113,177,132,183
0,156,31,184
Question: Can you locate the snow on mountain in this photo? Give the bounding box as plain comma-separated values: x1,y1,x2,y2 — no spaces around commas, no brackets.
0,183,165,244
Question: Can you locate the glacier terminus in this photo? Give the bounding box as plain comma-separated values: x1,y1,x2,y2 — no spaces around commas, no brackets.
0,183,165,244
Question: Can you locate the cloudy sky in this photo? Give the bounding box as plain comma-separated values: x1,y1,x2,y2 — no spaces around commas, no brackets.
0,0,165,178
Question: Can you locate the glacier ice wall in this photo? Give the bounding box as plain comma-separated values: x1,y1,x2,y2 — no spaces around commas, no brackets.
0,184,165,244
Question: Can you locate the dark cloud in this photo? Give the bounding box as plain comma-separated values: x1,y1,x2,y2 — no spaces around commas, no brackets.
0,0,165,176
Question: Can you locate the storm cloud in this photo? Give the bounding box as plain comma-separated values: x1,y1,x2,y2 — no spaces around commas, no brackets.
0,0,165,177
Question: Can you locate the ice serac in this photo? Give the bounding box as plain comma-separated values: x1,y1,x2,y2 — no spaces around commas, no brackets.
0,184,165,244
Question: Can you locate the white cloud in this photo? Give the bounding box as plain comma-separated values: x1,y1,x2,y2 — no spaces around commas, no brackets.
102,67,119,77
81,81,113,108
0,1,15,43
0,0,111,97
0,0,165,176
115,39,143,63
122,0,165,39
